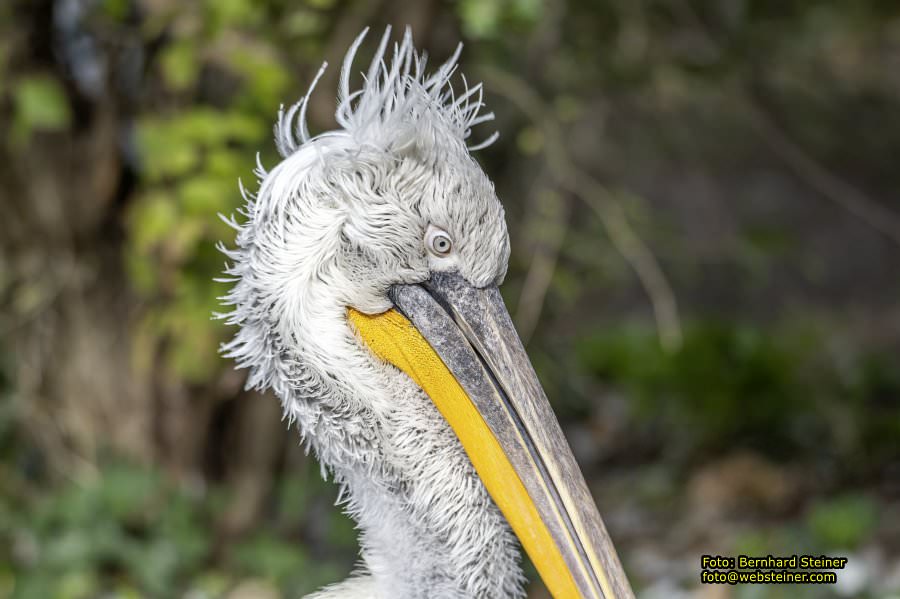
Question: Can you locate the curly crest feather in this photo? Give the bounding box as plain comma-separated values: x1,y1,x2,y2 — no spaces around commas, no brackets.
274,26,498,161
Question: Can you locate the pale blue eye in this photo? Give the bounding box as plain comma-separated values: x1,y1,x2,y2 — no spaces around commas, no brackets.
425,226,453,256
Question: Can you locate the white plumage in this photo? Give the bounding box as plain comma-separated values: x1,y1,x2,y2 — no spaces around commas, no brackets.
218,27,522,599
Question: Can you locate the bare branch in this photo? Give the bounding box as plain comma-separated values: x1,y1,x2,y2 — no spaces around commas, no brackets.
744,97,900,247
481,67,683,351
515,188,570,345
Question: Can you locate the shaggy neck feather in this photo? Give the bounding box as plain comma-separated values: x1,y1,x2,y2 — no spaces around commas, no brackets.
277,273,524,598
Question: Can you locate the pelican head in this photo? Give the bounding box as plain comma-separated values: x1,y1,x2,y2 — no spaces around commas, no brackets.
219,27,632,599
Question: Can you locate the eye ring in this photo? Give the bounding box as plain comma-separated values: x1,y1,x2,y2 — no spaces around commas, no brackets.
425,225,453,257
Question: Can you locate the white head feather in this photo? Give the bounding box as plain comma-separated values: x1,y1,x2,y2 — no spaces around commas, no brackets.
218,25,510,398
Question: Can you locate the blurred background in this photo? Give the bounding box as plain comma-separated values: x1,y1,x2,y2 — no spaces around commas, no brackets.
1,0,899,597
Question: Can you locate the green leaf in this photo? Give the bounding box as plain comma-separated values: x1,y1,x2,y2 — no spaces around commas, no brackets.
304,0,336,9
136,120,200,181
225,48,290,109
100,0,129,20
515,126,544,155
232,533,310,584
98,465,160,519
807,494,878,550
160,41,199,91
219,111,265,144
178,176,235,216
12,76,71,138
205,0,261,33
189,572,231,597
459,0,503,38
510,0,542,22
283,9,327,37
129,192,179,253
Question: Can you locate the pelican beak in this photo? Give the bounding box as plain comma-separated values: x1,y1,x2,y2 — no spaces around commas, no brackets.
348,271,633,599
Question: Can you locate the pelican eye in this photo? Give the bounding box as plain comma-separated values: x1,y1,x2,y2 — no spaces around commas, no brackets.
425,226,453,257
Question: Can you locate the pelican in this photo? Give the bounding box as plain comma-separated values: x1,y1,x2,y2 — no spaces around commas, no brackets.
218,27,633,599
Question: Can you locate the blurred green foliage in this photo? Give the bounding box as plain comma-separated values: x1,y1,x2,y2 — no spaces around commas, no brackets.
1,0,899,596
0,460,356,599
10,75,71,142
459,0,542,38
127,108,263,380
1,464,211,598
807,493,880,551
577,321,900,460
124,3,292,381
